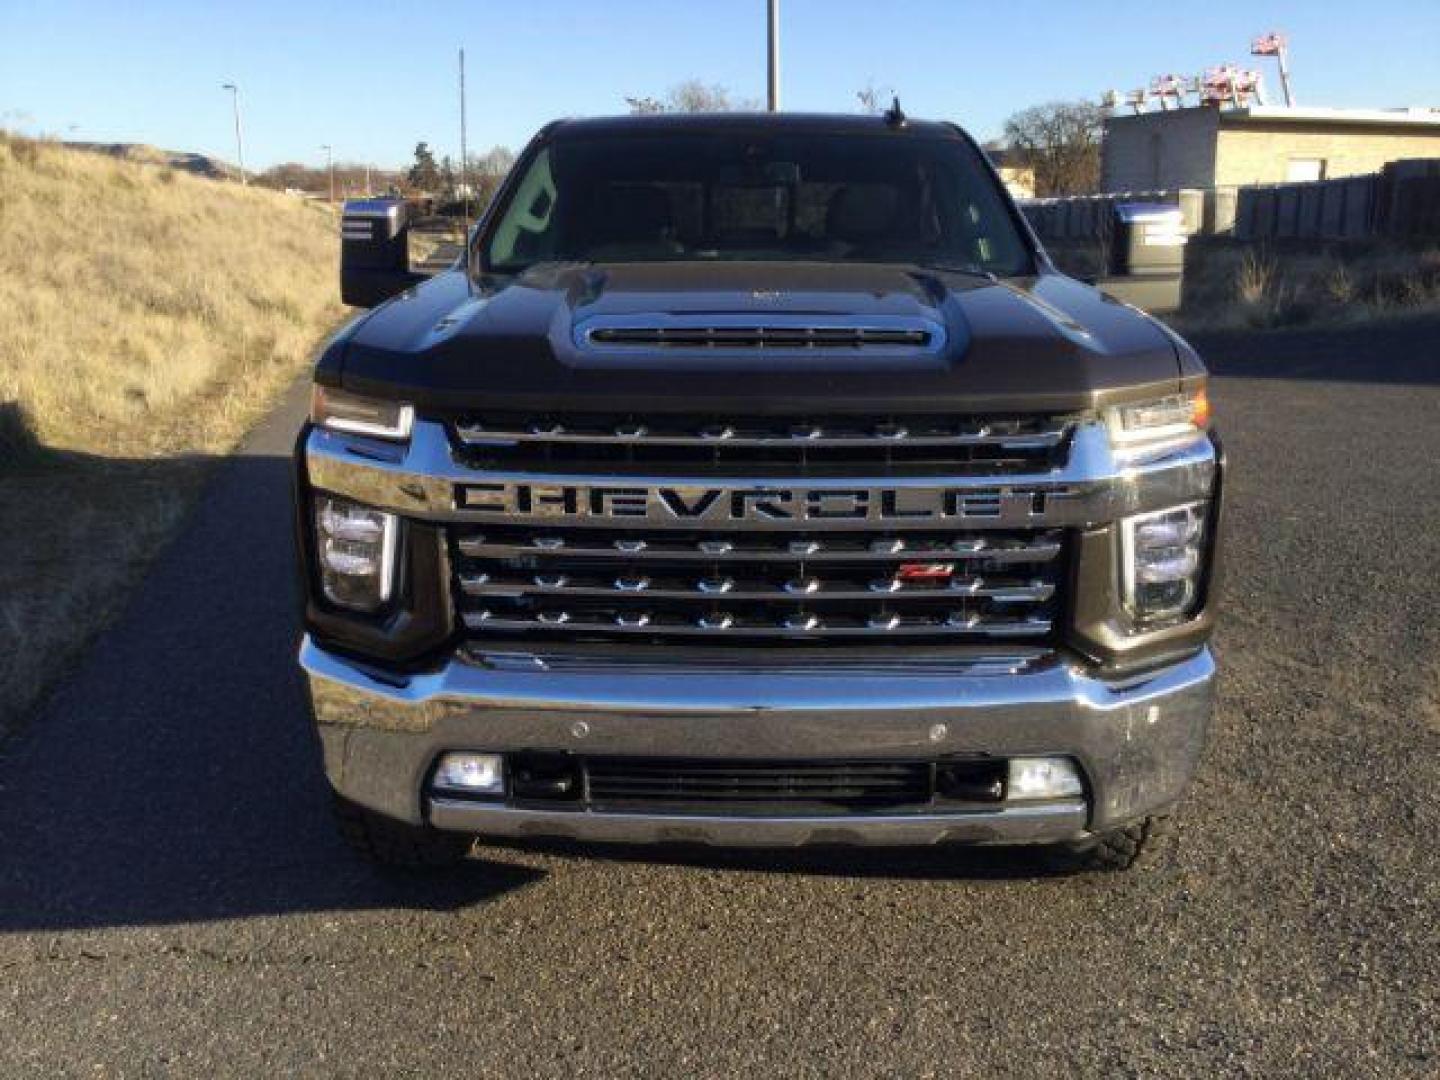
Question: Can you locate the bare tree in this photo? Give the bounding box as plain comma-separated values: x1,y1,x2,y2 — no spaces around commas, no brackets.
1001,100,1107,197
463,146,516,210
256,161,402,196
625,80,757,114
624,95,667,115
855,82,894,115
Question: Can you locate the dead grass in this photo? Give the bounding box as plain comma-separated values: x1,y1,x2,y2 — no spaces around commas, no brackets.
0,132,344,733
1236,249,1278,308
1177,239,1440,332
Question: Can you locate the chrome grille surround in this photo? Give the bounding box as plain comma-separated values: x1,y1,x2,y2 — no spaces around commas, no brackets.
304,416,1219,653
442,412,1076,647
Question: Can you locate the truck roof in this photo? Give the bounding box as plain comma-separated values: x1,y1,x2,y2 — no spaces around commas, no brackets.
545,112,965,140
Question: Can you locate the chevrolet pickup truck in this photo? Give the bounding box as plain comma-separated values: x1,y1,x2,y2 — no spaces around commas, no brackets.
297,111,1222,872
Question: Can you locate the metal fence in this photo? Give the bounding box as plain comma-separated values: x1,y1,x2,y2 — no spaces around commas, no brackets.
1234,175,1376,240
1021,159,1440,244
1021,190,1203,243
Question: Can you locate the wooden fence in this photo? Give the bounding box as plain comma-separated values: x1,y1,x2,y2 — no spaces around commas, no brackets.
1022,159,1440,244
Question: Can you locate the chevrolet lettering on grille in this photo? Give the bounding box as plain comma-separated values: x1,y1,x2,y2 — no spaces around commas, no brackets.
454,482,1065,526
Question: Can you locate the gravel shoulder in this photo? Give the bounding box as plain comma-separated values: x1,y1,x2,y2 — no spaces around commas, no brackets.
1,320,1437,1077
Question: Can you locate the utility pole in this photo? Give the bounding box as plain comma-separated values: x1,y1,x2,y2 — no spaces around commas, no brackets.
459,47,471,227
766,0,781,112
321,144,334,202
221,83,247,185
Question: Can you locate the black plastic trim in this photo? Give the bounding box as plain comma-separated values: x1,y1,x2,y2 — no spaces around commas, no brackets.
293,423,457,667
1065,430,1225,674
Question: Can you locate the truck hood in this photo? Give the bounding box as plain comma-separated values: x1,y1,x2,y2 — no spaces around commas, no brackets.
337,261,1183,414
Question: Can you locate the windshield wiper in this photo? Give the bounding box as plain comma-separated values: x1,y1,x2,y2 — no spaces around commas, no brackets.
914,260,997,281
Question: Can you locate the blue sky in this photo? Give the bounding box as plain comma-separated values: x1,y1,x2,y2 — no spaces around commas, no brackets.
3,1,1437,170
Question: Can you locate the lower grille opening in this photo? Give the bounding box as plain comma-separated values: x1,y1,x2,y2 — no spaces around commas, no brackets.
461,755,1010,816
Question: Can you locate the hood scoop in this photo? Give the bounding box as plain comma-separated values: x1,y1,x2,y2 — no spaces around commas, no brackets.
569,312,952,372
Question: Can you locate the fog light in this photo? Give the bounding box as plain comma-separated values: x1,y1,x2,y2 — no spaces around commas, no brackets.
1006,757,1084,801
433,752,505,796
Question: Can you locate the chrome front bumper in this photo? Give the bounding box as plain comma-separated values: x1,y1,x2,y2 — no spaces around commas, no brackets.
303,639,1215,847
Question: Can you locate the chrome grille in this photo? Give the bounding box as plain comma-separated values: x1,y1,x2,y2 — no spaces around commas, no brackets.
451,413,1073,474
451,524,1065,647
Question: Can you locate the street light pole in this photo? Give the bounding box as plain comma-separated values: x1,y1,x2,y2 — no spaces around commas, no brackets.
766,0,781,112
221,83,247,185
459,47,471,228
321,144,334,202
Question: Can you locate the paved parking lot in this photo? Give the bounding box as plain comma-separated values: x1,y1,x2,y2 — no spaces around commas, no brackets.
2,318,1437,1076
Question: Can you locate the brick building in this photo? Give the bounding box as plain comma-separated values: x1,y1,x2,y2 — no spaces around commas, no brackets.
1101,105,1440,192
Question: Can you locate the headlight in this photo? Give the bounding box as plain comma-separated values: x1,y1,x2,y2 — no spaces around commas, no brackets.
315,495,398,612
1106,387,1210,447
310,384,414,440
1120,502,1207,624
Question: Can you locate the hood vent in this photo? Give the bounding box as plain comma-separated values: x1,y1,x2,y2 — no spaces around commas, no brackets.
574,314,947,359
588,325,931,350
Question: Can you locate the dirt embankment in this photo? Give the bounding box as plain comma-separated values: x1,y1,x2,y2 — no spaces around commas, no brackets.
0,132,345,732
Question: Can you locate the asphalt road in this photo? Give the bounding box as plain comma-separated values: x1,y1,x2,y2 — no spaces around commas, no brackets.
2,318,1438,1077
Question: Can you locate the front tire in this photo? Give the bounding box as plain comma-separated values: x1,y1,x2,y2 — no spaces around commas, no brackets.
332,794,474,869
1067,815,1169,872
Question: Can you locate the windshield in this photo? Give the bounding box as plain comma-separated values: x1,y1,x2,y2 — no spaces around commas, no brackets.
484,131,1032,275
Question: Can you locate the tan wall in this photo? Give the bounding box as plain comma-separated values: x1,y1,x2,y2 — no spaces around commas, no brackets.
997,165,1035,200
1214,123,1440,185
1101,109,1218,192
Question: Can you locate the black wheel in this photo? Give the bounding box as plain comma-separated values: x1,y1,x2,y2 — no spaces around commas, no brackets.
1067,815,1169,872
332,794,474,869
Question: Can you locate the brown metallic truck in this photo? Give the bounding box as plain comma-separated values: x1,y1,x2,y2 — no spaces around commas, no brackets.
296,111,1222,872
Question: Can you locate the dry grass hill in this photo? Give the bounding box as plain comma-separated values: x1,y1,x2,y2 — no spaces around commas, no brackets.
0,132,345,731
63,140,238,180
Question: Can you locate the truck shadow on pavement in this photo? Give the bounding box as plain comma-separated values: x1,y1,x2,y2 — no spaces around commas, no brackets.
0,445,1073,934
1189,313,1440,385
0,450,542,932
477,837,1074,881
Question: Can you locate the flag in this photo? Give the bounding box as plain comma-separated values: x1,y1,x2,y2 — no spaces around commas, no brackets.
1251,33,1286,56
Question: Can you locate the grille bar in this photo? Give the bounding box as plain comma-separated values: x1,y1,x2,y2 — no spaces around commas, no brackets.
456,529,1063,564
454,417,1070,452
462,609,1053,639
468,650,1049,676
459,572,1055,604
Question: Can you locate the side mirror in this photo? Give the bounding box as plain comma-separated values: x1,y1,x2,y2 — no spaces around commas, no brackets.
340,199,425,307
